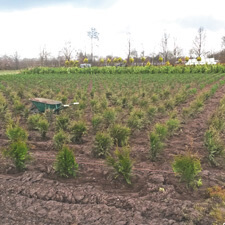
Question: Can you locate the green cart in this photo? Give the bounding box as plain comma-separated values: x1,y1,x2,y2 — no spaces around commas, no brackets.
29,98,79,113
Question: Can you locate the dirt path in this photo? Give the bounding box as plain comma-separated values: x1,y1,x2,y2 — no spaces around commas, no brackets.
0,170,212,225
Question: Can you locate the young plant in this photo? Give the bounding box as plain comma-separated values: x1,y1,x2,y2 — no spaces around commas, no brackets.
127,109,145,131
92,132,113,158
103,109,116,127
146,106,157,123
110,124,130,147
14,100,25,115
6,124,28,142
166,118,180,135
91,115,103,132
151,94,158,103
154,123,168,140
107,146,133,184
56,115,69,131
172,152,202,187
54,146,78,178
44,109,54,123
37,118,49,139
53,130,69,150
3,141,29,170
70,121,87,143
27,114,41,130
204,128,224,166
149,131,164,161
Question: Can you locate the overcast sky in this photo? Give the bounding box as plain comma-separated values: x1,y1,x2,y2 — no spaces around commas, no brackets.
0,0,225,59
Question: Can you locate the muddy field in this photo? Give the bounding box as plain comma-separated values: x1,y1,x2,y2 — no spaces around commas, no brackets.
0,74,225,225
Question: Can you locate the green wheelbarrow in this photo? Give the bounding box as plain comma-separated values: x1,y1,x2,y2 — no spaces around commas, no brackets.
29,98,79,113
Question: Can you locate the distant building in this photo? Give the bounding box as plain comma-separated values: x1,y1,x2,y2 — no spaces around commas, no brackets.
185,57,218,65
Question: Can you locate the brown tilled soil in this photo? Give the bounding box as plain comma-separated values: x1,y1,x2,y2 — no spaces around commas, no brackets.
0,84,225,225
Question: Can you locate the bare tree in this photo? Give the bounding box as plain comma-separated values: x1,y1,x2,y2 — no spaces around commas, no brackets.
191,27,206,57
0,55,13,70
131,49,138,65
160,32,170,62
61,41,73,61
87,28,99,62
39,47,50,66
173,38,182,59
12,51,20,69
221,36,225,49
126,32,133,65
76,50,85,62
57,53,65,67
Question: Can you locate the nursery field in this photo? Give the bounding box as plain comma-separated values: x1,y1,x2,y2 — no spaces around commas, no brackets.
0,71,225,224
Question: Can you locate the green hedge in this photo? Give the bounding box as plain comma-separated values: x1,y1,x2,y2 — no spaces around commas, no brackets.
21,64,225,75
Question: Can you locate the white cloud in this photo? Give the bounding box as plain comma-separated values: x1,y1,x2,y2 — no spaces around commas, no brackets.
0,0,224,59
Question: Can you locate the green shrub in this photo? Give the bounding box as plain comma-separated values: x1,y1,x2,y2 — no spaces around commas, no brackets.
139,99,148,108
106,91,112,100
107,146,133,184
54,146,78,178
182,107,191,119
6,124,28,142
92,132,113,158
160,89,170,100
122,97,128,108
127,109,145,131
56,115,69,131
191,98,204,111
53,130,69,150
110,124,130,147
172,153,202,187
127,115,144,131
61,95,68,104
17,89,24,98
210,84,218,95
70,121,87,143
169,110,178,119
151,94,158,103
103,109,116,127
27,114,41,130
146,106,157,122
166,118,180,135
0,94,7,119
91,115,103,132
157,105,166,114
44,109,54,123
3,141,29,170
100,98,108,110
14,100,25,114
164,99,175,110
175,92,186,105
4,110,13,127
154,123,168,140
209,115,224,131
149,131,164,161
204,128,224,166
37,119,49,139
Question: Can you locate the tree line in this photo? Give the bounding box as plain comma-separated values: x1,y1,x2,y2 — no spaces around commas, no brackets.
1,27,225,70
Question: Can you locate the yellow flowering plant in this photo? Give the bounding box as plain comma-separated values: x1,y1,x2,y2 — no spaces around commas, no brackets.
197,56,201,62
146,61,151,66
83,58,88,63
166,61,170,66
